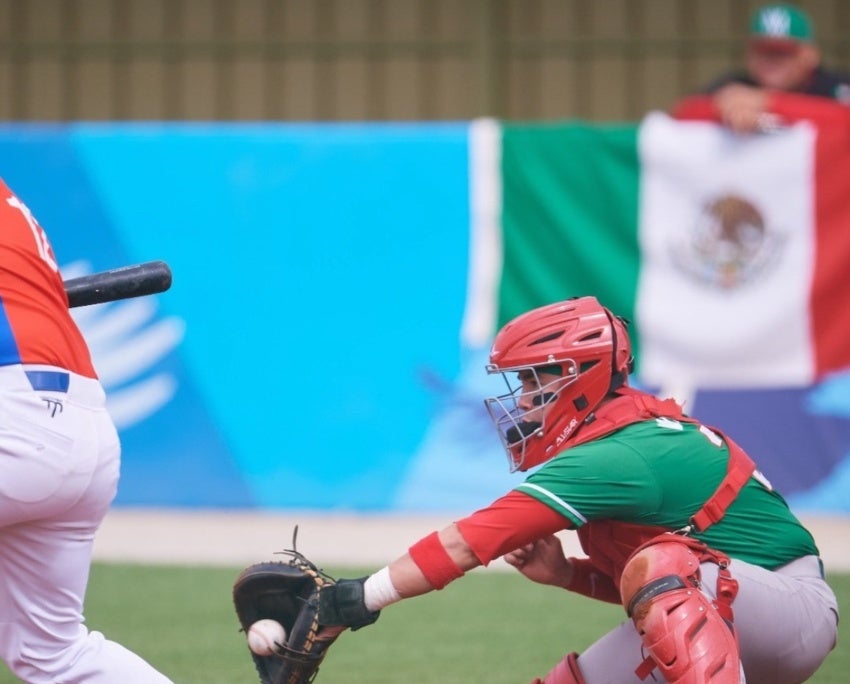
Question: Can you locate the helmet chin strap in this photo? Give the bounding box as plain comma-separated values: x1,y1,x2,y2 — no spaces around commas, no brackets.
609,370,628,392
604,310,634,392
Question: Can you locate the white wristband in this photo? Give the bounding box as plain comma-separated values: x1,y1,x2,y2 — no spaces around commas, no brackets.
363,566,402,611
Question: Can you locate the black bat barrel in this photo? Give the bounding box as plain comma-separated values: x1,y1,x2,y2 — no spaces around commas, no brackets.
64,261,173,308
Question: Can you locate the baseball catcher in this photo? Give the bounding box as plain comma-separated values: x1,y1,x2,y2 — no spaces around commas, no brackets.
232,528,379,684
231,297,838,684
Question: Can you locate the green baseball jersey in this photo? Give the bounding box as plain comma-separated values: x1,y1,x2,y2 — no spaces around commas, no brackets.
515,417,818,569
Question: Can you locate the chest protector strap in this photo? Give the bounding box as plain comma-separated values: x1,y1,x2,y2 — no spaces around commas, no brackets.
687,431,756,533
572,387,757,533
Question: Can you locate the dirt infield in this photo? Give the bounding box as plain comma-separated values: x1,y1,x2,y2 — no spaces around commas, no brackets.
93,508,850,571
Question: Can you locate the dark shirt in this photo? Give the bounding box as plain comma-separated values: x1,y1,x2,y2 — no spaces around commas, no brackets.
702,66,850,103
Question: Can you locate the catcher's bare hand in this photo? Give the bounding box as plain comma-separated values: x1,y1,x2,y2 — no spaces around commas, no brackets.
503,535,573,589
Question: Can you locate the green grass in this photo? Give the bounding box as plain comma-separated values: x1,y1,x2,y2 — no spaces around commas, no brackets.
0,565,846,683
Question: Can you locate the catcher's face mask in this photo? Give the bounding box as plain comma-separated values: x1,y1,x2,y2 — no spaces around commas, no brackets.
484,364,577,472
484,296,634,472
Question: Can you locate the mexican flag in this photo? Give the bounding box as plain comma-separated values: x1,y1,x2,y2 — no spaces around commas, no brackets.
464,112,850,401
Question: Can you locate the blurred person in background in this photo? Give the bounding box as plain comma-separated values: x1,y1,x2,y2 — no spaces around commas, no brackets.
673,2,850,133
0,178,173,683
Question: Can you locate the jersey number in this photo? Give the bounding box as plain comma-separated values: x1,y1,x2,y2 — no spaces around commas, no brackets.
6,196,59,273
655,416,722,447
657,416,773,490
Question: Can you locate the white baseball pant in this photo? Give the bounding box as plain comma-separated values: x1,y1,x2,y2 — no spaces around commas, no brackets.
0,364,173,683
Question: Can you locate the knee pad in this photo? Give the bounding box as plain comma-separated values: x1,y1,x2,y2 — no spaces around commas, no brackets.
620,540,741,683
532,651,586,684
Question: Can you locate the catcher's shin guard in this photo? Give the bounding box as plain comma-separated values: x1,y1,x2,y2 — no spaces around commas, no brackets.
619,539,741,683
531,651,586,684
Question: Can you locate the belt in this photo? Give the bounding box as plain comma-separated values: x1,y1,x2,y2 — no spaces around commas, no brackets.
25,370,70,393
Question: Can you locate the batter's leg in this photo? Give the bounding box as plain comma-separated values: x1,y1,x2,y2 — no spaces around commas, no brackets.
0,504,173,683
0,395,172,683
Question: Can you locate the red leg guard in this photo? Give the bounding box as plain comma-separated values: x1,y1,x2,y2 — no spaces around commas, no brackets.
620,540,741,683
531,651,586,684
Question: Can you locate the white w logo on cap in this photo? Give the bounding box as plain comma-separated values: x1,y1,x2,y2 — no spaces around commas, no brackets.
761,8,791,36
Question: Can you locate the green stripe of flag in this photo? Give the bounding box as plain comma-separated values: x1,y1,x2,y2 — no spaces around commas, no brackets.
499,121,642,356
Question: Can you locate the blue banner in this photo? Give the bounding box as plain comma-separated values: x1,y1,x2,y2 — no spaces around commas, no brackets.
0,123,471,510
1,121,846,514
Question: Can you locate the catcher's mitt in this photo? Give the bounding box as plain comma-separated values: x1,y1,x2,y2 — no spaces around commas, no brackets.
232,529,338,684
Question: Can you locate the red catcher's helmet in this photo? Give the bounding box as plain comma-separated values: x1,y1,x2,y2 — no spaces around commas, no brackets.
484,296,634,472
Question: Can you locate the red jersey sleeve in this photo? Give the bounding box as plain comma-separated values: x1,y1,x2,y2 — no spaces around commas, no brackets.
455,490,571,566
455,490,622,604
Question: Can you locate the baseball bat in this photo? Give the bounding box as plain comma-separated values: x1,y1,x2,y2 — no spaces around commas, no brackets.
64,260,173,308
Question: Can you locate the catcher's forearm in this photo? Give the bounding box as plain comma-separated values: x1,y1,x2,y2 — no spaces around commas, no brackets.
383,524,480,600
320,524,481,628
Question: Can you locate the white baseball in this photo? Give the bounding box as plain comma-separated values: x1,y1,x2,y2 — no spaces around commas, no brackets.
247,619,287,656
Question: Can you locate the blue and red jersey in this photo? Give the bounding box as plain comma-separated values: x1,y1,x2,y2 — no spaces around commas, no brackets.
0,178,96,377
